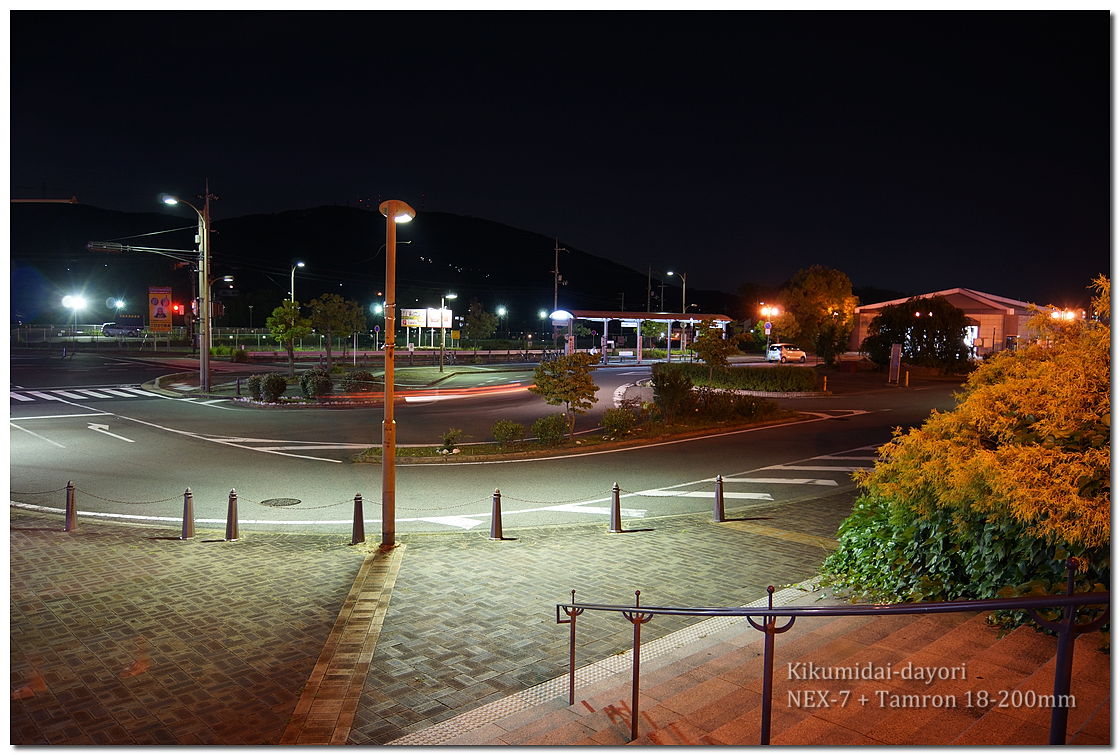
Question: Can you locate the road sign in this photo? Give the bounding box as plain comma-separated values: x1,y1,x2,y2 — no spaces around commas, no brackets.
765,321,772,334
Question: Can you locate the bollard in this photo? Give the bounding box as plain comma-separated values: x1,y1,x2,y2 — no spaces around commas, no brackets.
490,489,504,540
822,375,828,393
610,482,623,533
64,480,77,532
180,488,195,540
224,489,239,541
236,378,241,396
713,474,726,523
904,370,909,388
351,492,366,545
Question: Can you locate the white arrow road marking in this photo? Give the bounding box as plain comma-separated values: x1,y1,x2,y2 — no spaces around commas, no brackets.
87,424,135,442
717,477,839,486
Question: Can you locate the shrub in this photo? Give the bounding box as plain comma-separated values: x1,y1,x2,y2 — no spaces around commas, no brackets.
231,348,249,363
246,374,264,401
440,428,463,454
601,407,638,437
651,363,695,420
692,388,779,422
491,420,526,446
339,369,378,393
657,363,816,392
532,414,568,446
299,366,333,398
261,373,288,403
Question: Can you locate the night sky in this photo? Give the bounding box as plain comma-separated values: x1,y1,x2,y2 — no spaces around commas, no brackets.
10,10,1108,307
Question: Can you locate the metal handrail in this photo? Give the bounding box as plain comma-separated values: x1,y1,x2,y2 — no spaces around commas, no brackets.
557,563,1108,745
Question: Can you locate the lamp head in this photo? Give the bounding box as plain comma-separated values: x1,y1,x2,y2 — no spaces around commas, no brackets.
445,293,458,300
379,199,416,224
295,261,306,269
161,195,179,206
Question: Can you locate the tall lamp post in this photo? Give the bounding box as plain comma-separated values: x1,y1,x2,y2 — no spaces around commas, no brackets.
760,304,779,352
289,261,306,302
62,294,86,344
668,270,688,356
439,293,457,372
497,306,507,338
162,187,216,393
378,199,416,548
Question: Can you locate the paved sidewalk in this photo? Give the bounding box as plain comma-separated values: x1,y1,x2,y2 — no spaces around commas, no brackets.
11,488,1106,746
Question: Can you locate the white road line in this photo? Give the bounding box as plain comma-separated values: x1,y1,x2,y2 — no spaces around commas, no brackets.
718,477,839,486
52,390,91,400
27,391,64,401
9,423,66,448
102,389,140,398
9,412,111,420
74,389,112,398
9,392,34,402
821,455,878,461
416,516,486,530
763,464,869,472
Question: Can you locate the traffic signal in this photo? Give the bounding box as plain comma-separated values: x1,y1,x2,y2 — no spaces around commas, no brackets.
172,303,184,315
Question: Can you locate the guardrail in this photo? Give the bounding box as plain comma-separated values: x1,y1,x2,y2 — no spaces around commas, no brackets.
556,563,1108,745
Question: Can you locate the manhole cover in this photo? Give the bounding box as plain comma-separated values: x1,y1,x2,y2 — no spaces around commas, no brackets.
260,498,302,507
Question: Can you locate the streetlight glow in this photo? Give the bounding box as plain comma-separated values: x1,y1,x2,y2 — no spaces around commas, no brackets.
439,293,458,373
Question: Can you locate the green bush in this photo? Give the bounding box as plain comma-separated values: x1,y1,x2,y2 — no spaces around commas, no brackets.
491,419,526,446
246,374,264,401
261,373,288,403
692,388,780,422
659,362,816,392
651,363,695,420
601,407,638,437
821,494,1110,606
339,369,378,393
299,366,333,398
231,348,249,363
532,414,568,446
441,428,463,453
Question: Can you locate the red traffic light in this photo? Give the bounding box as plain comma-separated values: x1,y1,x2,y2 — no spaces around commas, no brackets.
171,303,184,315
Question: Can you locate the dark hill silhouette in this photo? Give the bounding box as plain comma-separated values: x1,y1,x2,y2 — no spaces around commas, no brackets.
11,203,744,328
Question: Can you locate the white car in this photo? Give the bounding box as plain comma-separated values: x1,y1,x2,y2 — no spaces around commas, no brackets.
766,343,807,363
101,322,143,337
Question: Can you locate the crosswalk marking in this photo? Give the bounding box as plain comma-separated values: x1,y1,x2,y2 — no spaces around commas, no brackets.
74,389,112,399
10,386,173,403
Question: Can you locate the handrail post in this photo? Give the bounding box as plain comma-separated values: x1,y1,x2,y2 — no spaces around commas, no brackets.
490,489,503,540
610,482,622,533
1049,563,1078,744
351,492,366,545
713,474,725,522
622,591,654,742
180,487,195,540
224,489,239,541
64,480,77,532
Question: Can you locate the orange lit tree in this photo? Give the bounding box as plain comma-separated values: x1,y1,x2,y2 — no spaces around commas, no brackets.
822,276,1110,603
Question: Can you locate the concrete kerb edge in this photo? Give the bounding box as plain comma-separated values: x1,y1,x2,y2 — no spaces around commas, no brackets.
387,579,824,745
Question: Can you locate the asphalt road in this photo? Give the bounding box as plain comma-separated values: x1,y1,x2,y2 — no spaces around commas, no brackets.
9,351,960,537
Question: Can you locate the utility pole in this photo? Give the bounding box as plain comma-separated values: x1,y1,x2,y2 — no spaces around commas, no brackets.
647,267,652,312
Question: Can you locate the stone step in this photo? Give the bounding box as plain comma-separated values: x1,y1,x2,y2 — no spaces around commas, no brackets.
440,609,1110,746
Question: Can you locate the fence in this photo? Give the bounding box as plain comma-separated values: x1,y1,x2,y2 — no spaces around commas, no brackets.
556,565,1109,745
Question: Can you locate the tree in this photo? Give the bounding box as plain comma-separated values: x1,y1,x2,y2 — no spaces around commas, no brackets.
462,298,498,344
528,352,599,436
308,293,364,371
267,300,313,377
860,296,971,371
688,320,743,380
822,277,1110,603
780,266,858,365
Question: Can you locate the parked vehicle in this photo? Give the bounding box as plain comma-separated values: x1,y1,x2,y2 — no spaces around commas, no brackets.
101,322,143,337
766,343,807,363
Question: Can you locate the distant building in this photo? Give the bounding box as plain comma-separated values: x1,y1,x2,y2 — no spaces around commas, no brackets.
850,288,1051,357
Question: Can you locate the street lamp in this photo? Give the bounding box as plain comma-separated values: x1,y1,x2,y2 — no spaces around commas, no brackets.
162,188,216,392
760,304,780,351
290,261,306,302
497,305,507,339
667,270,687,314
378,199,416,549
439,293,457,372
62,294,86,342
